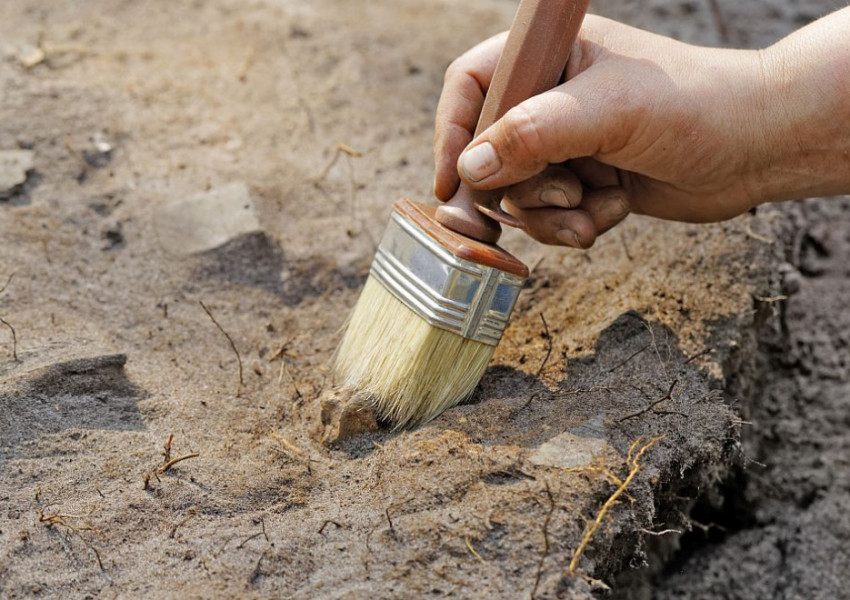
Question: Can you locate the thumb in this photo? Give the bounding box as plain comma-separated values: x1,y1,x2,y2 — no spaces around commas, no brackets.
457,80,606,190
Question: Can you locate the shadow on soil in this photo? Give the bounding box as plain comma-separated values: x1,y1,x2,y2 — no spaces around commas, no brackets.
0,354,145,453
196,232,367,306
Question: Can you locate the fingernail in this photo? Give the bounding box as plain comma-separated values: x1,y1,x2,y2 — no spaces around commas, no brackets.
541,187,571,208
460,142,500,182
556,229,584,249
607,190,630,219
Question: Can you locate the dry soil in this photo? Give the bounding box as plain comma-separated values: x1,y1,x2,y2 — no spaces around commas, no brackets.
0,1,847,599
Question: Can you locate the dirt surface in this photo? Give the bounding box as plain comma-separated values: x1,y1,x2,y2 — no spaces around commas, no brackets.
641,199,850,600
0,1,845,598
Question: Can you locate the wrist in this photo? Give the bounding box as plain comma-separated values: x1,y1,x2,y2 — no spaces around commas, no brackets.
746,10,850,205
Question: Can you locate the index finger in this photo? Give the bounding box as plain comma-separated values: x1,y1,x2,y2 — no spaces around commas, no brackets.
433,32,508,201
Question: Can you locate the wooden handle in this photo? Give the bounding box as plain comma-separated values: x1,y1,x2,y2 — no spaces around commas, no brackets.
435,0,590,243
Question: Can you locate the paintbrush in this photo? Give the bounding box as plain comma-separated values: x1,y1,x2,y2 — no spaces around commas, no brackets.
336,0,590,427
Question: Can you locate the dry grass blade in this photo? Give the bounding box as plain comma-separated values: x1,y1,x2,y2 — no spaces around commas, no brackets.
465,536,486,563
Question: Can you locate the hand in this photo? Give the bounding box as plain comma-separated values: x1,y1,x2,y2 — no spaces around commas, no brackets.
433,12,850,248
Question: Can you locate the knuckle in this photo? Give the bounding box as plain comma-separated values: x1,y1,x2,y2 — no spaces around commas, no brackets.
443,58,467,85
502,104,547,163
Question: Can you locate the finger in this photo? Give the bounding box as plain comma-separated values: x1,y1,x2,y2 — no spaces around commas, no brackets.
503,203,597,249
568,157,619,189
433,32,508,201
502,164,583,209
579,186,631,235
457,72,626,190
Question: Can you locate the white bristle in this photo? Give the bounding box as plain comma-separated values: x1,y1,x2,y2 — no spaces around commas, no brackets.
335,275,495,428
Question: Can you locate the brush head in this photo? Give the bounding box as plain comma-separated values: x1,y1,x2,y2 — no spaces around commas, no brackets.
335,199,528,428
336,275,496,427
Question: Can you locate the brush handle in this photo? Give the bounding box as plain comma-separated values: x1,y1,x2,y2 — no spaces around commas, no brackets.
435,0,590,244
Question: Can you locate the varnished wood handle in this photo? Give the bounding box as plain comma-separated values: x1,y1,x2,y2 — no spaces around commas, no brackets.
435,0,590,243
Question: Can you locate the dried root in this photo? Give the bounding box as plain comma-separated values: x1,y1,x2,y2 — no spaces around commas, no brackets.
565,436,663,576
143,435,199,490
37,508,104,570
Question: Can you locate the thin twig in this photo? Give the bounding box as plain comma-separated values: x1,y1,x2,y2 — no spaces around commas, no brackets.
159,453,200,474
385,507,396,537
237,532,264,549
337,143,362,158
271,345,302,400
276,35,315,133
143,438,200,490
618,380,678,422
199,301,244,389
169,512,198,539
744,213,774,244
248,548,271,587
641,318,669,382
260,517,269,542
0,317,18,362
705,0,730,44
604,345,648,374
535,313,552,377
513,392,542,417
318,520,345,536
0,271,14,295
561,386,621,397
163,434,174,463
683,348,712,365
531,481,555,599
529,254,545,274
639,528,682,536
37,509,104,570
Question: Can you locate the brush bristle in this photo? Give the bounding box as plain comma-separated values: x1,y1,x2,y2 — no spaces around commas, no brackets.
335,275,495,428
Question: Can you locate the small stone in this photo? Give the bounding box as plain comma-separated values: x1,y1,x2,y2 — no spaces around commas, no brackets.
82,132,113,168
154,181,261,254
529,431,612,470
315,390,379,445
0,149,34,198
16,44,45,68
779,262,803,296
335,403,379,441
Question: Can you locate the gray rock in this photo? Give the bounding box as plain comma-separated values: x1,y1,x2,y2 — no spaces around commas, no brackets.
154,181,261,255
529,430,613,470
0,150,34,198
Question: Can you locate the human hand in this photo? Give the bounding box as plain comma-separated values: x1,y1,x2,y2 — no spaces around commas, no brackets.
434,13,850,248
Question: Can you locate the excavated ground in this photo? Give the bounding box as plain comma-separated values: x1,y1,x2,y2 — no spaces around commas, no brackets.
0,1,846,598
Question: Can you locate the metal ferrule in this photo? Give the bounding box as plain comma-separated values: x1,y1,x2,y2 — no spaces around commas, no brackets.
370,209,526,346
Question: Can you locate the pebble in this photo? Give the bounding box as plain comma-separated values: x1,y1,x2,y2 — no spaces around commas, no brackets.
0,149,34,198
529,418,612,470
16,44,45,68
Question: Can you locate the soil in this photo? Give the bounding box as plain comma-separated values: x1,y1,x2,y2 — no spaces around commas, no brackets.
0,1,846,599
640,198,850,600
